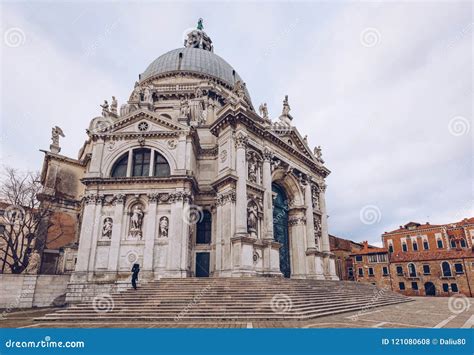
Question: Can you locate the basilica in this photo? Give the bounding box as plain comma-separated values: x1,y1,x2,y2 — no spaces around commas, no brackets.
39,22,338,297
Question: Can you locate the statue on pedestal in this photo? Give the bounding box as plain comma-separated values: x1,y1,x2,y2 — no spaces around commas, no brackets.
50,126,65,154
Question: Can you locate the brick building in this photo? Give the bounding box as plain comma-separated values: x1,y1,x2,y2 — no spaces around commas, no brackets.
351,241,391,289
329,235,364,280
351,218,474,297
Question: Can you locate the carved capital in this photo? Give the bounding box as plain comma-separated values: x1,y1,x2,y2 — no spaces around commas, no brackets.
288,216,306,226
147,193,159,203
216,191,236,206
95,195,105,206
84,194,97,205
234,132,248,149
114,194,126,205
263,148,273,162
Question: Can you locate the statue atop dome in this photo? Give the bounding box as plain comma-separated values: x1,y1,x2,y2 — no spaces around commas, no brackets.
184,19,213,52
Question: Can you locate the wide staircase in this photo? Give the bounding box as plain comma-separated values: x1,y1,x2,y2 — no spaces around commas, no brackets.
36,278,410,322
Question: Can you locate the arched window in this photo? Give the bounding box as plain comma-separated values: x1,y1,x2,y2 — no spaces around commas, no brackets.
442,261,452,277
110,149,171,178
154,152,170,177
437,238,443,248
460,239,466,248
111,153,129,177
408,263,417,277
132,149,151,177
196,210,212,244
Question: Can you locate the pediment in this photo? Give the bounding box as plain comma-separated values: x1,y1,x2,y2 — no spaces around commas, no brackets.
103,110,187,135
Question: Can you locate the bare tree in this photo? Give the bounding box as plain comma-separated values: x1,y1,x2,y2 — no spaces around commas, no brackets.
0,167,50,274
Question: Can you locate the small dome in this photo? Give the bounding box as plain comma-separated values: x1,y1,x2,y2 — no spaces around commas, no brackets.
140,47,251,103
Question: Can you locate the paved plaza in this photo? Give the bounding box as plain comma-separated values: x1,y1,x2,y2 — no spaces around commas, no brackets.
1,297,472,329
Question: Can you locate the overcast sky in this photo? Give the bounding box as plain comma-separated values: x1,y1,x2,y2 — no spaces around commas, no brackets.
1,1,472,246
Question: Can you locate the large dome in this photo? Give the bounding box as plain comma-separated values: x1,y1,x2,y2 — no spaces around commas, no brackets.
140,47,246,91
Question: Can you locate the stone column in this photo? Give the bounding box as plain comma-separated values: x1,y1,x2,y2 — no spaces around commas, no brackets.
167,192,185,277
75,195,97,272
143,193,158,273
319,183,338,280
319,183,330,252
108,194,125,271
304,180,317,250
234,132,248,236
262,148,274,240
88,195,104,271
288,214,307,278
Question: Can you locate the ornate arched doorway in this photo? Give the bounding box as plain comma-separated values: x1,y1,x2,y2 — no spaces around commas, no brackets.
272,183,291,278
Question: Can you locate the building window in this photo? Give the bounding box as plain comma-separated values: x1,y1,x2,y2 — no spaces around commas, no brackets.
388,244,393,253
437,239,443,248
196,211,212,244
358,268,363,276
132,148,151,176
412,241,418,251
450,239,456,248
154,152,171,177
451,283,459,292
348,267,354,278
442,261,452,277
423,240,429,250
355,256,362,262
423,265,430,275
442,283,449,292
454,263,464,274
402,243,407,252
408,263,417,277
399,282,406,290
396,266,403,276
382,266,388,276
411,282,418,290
460,239,466,248
378,254,387,262
111,149,171,178
111,153,129,177
368,267,374,276
368,255,377,263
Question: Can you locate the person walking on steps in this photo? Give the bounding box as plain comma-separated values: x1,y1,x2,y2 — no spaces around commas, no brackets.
131,263,140,290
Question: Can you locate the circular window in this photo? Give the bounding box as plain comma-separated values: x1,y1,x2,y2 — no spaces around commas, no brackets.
138,122,149,132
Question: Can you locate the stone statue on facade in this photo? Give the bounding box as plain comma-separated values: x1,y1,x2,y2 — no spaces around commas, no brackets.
25,249,41,274
100,100,110,117
314,146,324,163
234,80,246,99
311,184,320,210
142,86,153,105
159,217,169,238
129,205,144,239
259,103,269,120
247,202,258,238
102,217,113,239
247,151,259,183
50,126,65,154
282,95,291,116
179,98,191,119
110,96,118,115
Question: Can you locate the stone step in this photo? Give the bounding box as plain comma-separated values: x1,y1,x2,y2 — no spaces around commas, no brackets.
37,278,411,322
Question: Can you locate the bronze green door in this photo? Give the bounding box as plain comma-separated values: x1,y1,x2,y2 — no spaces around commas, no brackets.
272,184,291,278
